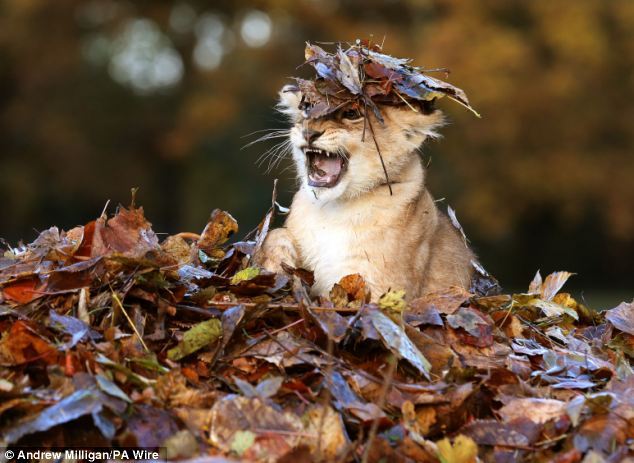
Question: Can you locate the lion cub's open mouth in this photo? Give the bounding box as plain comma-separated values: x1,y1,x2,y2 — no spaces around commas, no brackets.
305,148,347,188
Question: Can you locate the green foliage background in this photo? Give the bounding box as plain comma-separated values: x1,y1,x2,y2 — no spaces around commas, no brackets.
0,0,632,304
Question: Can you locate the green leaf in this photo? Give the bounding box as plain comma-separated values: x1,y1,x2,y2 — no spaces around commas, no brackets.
230,430,256,456
230,267,260,285
94,353,153,386
128,353,170,373
167,318,222,361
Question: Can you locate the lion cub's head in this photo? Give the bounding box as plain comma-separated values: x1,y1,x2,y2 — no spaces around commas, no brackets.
278,84,444,201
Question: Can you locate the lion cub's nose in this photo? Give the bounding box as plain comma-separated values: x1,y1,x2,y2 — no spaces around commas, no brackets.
302,128,323,145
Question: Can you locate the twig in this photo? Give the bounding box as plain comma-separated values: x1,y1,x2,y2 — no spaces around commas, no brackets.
172,232,201,241
316,316,335,460
100,199,111,219
207,300,362,313
534,433,568,448
111,290,149,353
361,353,397,463
498,305,515,329
395,92,419,112
176,304,223,318
267,318,305,336
253,429,317,438
261,328,325,370
365,112,393,195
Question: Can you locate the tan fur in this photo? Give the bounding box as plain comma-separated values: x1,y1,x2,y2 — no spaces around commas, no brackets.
254,86,474,300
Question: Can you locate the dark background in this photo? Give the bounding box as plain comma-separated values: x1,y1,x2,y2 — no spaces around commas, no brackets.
1,0,632,307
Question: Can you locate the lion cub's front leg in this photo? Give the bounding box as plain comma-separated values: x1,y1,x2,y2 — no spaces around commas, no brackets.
253,228,300,274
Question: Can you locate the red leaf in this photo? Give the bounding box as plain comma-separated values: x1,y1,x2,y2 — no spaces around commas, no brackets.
2,277,42,304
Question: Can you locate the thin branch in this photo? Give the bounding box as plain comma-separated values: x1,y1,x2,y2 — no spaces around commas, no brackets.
111,290,149,353
361,354,397,463
366,113,393,195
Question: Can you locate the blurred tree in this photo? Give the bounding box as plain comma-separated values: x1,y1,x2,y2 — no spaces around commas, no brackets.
0,0,632,300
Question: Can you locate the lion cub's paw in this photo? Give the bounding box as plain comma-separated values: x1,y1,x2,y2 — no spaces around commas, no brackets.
253,228,299,274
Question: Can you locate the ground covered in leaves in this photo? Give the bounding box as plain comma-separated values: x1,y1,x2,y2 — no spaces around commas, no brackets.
1,200,633,463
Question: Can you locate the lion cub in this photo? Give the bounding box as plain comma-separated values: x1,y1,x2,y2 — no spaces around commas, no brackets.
254,86,474,300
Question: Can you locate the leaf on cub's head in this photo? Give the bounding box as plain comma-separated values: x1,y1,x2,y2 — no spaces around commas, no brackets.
296,40,480,120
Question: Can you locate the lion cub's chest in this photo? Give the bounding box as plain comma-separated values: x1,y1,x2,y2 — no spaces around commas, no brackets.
288,198,389,295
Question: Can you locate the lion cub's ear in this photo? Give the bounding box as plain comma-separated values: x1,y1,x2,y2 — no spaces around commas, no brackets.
277,84,302,122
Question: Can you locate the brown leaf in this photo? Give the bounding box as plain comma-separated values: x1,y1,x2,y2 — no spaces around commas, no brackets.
74,221,96,258
90,206,160,258
573,413,628,454
405,325,457,374
551,449,583,463
209,395,302,459
540,271,574,301
329,283,349,308
446,306,494,347
410,286,471,315
296,79,344,119
305,307,350,343
27,226,81,262
125,405,181,447
471,294,512,311
0,321,58,366
498,398,566,424
405,304,443,327
364,62,402,92
155,371,214,408
461,419,538,447
402,401,436,437
46,257,105,292
301,406,349,460
361,435,409,463
338,273,371,303
605,301,634,336
242,332,325,369
450,334,512,370
327,371,388,424
197,209,238,259
528,270,543,294
161,235,193,266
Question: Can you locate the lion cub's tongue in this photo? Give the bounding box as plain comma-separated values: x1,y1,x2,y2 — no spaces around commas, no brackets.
309,152,342,186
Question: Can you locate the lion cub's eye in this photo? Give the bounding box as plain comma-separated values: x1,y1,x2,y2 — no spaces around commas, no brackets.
341,108,362,121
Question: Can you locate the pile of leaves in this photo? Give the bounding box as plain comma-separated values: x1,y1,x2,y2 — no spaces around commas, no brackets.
297,40,479,122
1,198,634,463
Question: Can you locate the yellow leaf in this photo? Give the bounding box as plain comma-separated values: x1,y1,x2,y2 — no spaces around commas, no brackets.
436,435,478,463
378,290,407,314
